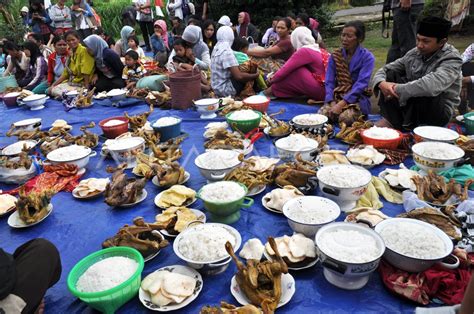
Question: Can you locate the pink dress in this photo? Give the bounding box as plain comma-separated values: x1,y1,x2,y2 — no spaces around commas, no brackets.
271,47,329,100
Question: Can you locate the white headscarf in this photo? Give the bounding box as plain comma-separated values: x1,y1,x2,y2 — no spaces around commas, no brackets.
291,26,320,51
182,25,209,60
212,26,234,58
218,15,232,27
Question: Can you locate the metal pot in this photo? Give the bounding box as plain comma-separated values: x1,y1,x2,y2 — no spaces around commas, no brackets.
274,136,319,162
46,145,96,169
315,222,385,290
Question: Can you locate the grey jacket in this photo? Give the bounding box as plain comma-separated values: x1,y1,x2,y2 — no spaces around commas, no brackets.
372,44,462,115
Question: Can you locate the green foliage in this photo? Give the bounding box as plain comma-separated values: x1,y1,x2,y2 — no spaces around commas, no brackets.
93,0,133,39
310,5,334,34
421,0,448,18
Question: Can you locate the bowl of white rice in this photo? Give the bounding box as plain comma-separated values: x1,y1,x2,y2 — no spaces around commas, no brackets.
375,218,453,272
107,137,145,169
152,116,182,142
226,110,262,134
194,149,242,181
412,141,465,173
292,113,328,129
173,222,242,275
414,126,460,143
283,196,341,237
67,247,144,313
275,134,319,162
197,181,253,224
315,222,385,290
317,164,372,212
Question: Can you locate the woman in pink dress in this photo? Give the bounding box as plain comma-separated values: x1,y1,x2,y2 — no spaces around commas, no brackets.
263,26,329,100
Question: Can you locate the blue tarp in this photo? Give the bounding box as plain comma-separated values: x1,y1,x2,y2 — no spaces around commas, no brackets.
0,99,418,313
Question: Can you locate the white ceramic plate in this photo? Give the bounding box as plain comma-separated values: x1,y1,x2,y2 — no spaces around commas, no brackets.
154,192,197,210
115,190,147,208
231,273,295,308
8,204,53,228
13,118,42,127
158,209,206,238
261,192,284,214
152,171,190,188
138,265,203,312
1,140,37,156
246,184,266,197
263,249,318,271
72,189,104,200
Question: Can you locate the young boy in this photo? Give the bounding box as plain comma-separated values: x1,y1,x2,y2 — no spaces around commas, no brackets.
231,37,266,96
171,38,195,71
122,50,147,90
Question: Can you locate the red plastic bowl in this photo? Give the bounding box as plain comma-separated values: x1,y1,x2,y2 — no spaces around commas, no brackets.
243,97,270,113
360,128,403,150
99,116,129,139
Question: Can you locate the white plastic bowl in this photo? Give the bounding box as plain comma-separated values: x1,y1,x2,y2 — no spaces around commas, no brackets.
21,94,48,110
283,196,341,237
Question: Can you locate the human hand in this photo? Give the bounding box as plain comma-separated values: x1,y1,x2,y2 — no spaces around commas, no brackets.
91,74,98,85
400,0,411,11
330,99,346,115
185,48,195,62
379,81,398,100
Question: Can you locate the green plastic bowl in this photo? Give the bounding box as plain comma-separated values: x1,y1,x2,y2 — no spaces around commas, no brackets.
67,247,144,314
464,112,474,135
197,182,254,224
226,110,262,134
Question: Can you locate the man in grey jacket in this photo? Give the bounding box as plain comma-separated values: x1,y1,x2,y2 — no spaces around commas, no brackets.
373,16,462,131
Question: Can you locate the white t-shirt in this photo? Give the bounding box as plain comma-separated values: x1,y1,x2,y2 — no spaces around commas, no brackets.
134,0,154,21
126,47,146,59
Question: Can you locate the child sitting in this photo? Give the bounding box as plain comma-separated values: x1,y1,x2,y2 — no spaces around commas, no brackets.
126,35,145,59
122,50,147,90
231,37,266,97
170,38,194,72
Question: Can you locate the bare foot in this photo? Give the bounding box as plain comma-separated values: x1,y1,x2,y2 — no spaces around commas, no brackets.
374,118,394,128
35,299,45,314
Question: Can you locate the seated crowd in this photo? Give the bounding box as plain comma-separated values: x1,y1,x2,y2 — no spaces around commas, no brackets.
1,1,472,132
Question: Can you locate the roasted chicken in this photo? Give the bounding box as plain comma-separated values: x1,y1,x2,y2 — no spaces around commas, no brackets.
200,302,261,314
204,129,245,150
224,156,273,191
0,151,33,170
104,164,147,206
336,118,373,145
412,171,472,205
226,237,288,314
262,109,290,137
16,188,53,224
148,138,183,162
125,105,154,131
273,154,317,188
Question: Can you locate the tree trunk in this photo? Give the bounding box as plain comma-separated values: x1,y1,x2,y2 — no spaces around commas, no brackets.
0,5,15,29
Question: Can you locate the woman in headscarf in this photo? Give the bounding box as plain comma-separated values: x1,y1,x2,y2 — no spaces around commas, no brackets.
49,30,95,98
166,25,210,70
202,19,217,54
247,17,294,76
319,20,375,126
114,25,135,57
263,26,329,100
84,35,125,92
210,26,259,97
217,15,232,28
151,19,170,66
236,12,259,42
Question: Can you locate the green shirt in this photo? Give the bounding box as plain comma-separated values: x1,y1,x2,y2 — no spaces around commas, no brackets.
62,44,95,84
233,51,249,65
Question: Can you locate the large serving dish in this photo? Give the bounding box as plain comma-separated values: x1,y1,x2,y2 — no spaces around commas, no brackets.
414,126,459,143
107,137,145,169
173,223,242,275
138,265,203,311
374,218,453,272
20,94,48,110
274,134,319,162
1,140,37,156
317,164,372,212
194,150,242,181
12,118,42,131
282,196,341,238
0,159,37,184
194,98,220,119
292,113,328,129
46,145,96,169
8,204,53,228
411,141,465,173
315,222,385,290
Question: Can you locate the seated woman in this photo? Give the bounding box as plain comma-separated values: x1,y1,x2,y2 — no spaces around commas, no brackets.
84,35,125,92
49,30,95,98
263,27,329,101
19,41,47,91
246,18,294,76
166,25,211,71
210,26,259,97
2,41,29,81
32,35,69,94
151,19,170,66
319,20,375,126
114,25,135,57
236,12,259,43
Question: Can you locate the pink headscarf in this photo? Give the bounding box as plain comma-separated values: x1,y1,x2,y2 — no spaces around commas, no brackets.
309,18,319,31
238,12,251,37
154,19,169,50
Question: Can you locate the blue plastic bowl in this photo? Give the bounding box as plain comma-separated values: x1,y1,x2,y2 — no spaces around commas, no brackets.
152,117,182,142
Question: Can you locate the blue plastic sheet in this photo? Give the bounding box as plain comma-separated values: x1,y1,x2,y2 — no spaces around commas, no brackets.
0,99,418,313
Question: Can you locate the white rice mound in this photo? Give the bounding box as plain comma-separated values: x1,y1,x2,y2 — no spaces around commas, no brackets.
178,224,236,262
76,256,138,293
103,119,126,127
379,221,446,259
153,117,180,127
415,143,463,160
363,126,400,140
276,134,318,151
319,229,381,263
196,150,240,169
286,199,338,224
318,165,371,188
200,181,246,202
228,110,260,121
244,95,268,104
293,114,327,126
